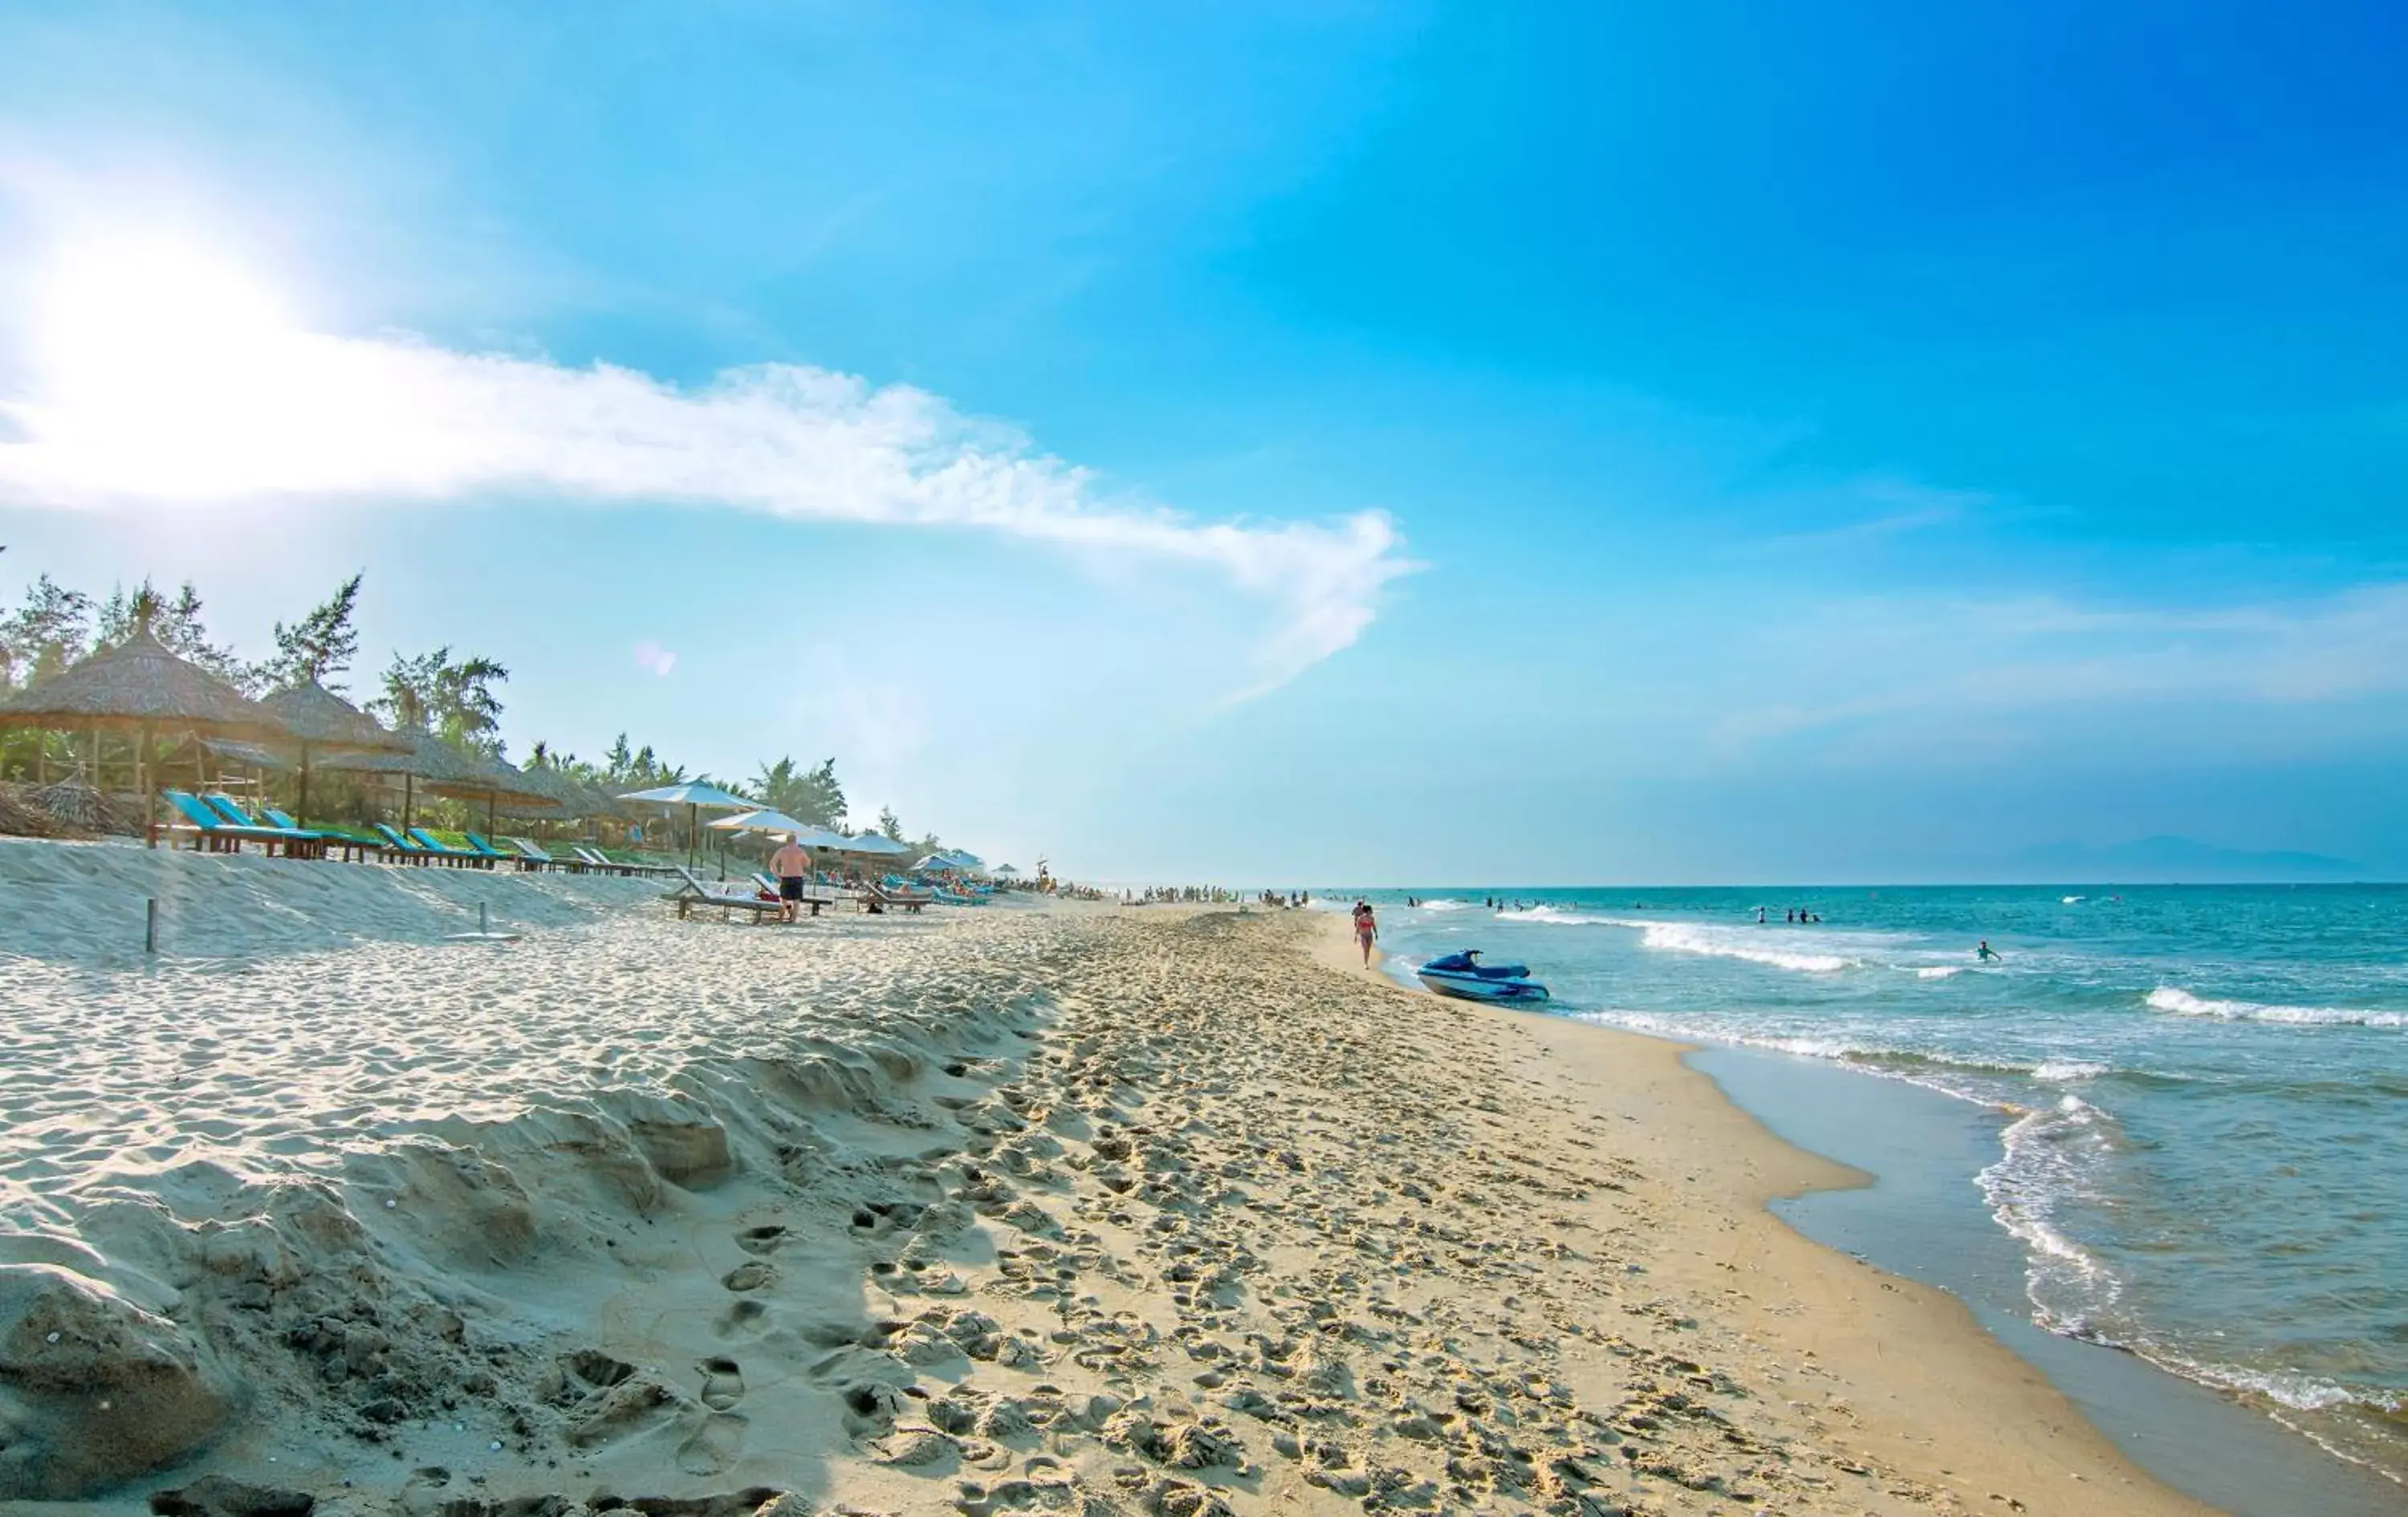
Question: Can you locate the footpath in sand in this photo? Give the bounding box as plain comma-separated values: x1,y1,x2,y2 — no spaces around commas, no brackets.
1,863,2212,1515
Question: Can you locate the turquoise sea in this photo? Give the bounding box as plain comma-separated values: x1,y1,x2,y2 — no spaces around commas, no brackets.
1340,885,2408,1487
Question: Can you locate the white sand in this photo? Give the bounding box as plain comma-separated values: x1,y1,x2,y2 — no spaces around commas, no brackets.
0,849,2214,1516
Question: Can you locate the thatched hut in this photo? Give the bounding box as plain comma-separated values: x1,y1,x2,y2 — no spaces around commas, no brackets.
0,619,288,837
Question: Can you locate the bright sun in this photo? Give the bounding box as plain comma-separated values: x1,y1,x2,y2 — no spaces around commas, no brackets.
35,236,299,398
14,234,340,497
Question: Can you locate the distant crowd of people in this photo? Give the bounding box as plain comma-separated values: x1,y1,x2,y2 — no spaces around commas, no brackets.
1127,885,1242,904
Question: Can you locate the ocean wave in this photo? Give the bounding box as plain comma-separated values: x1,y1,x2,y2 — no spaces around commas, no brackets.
2031,1059,2110,1082
1562,1016,2129,1091
1632,921,1854,973
1910,965,1966,979
2146,986,2408,1027
1979,1096,2129,1339
1492,905,1618,925
1413,899,1474,912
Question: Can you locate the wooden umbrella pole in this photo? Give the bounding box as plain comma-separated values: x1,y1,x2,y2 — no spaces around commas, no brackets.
404,771,415,831
297,742,311,828
140,720,157,846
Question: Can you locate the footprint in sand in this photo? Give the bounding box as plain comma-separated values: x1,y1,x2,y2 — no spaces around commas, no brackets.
722,1260,778,1291
699,1355,746,1410
715,1296,770,1337
735,1223,789,1256
676,1410,748,1474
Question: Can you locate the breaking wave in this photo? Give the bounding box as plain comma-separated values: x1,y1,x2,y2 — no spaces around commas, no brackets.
2146,987,2408,1027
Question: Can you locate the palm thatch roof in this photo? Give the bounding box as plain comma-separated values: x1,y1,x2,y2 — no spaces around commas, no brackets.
315,727,557,809
261,681,410,753
160,735,294,772
0,624,287,739
506,761,623,818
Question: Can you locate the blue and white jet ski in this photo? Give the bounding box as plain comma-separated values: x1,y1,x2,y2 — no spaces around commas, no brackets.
1415,950,1550,1004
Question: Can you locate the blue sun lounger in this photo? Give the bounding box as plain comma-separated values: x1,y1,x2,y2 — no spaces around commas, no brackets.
157,790,319,856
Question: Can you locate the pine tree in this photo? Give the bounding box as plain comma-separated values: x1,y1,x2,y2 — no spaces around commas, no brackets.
258,573,364,692
0,575,94,691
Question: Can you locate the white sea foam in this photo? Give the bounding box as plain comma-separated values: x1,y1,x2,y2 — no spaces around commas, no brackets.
1493,905,1617,925
1413,898,1474,912
2062,895,2085,905
2146,986,2408,1027
1979,1095,2128,1340
2031,1059,2109,1082
1911,965,1967,979
1629,921,1854,974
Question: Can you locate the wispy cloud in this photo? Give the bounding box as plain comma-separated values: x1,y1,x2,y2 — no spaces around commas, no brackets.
1706,582,2408,761
0,327,1414,692
632,641,677,677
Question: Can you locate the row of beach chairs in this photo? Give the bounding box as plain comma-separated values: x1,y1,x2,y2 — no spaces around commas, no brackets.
658,867,943,923
153,791,682,876
152,790,969,925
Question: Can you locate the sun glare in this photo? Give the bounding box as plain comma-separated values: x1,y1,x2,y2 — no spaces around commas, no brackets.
14,233,344,497
35,236,299,395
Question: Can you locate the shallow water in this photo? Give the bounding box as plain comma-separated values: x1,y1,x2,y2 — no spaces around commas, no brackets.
1348,884,2408,1486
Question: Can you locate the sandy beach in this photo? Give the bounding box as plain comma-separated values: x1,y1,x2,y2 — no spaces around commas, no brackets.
1,845,2215,1515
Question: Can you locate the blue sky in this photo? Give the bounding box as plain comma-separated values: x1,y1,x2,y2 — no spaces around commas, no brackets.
3,2,2406,881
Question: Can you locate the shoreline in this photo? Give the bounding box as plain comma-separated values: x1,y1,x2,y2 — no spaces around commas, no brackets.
1314,911,2217,1515
1688,1044,2406,1517
1343,908,2400,1514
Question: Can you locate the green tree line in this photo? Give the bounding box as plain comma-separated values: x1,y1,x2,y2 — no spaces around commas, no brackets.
0,570,950,853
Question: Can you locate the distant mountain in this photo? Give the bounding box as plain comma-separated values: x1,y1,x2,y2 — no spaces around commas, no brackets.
1992,835,2369,882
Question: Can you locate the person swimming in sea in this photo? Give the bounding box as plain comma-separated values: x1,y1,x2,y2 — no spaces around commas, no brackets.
1977,940,2001,962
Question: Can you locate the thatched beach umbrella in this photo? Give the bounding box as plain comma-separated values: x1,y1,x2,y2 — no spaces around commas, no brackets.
315,726,551,832
261,681,411,825
0,617,288,839
426,750,563,834
508,760,622,825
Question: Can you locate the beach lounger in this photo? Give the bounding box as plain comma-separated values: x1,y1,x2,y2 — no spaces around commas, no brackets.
261,807,380,861
460,832,536,869
370,823,444,865
863,883,931,913
295,820,391,862
601,847,683,878
409,828,494,868
663,866,788,923
154,791,314,856
750,870,839,917
504,836,576,872
572,845,637,876
200,793,327,858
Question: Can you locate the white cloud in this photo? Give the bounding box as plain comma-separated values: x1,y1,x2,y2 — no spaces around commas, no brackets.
0,320,1413,692
632,641,677,677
